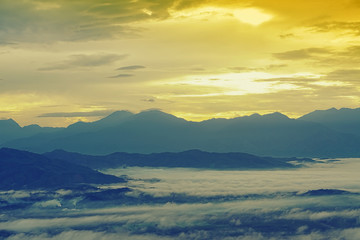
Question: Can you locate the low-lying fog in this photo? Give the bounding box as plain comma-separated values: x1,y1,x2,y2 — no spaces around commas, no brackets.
1,159,360,240
103,158,360,196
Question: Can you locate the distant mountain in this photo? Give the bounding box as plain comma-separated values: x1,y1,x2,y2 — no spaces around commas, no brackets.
66,110,134,134
0,119,21,144
2,108,360,157
0,148,125,190
299,107,360,136
0,119,61,145
44,149,312,170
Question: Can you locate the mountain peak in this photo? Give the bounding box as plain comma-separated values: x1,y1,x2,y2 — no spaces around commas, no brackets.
300,107,360,122
245,112,290,121
138,109,167,115
91,110,133,124
136,109,185,121
0,118,21,129
105,110,133,118
241,112,289,121
23,124,41,130
66,110,134,131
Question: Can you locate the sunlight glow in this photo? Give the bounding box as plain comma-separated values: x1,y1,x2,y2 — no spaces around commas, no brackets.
158,72,322,97
233,8,273,26
169,6,273,26
142,8,153,16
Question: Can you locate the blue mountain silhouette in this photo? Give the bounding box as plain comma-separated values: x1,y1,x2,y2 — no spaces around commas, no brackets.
2,108,360,157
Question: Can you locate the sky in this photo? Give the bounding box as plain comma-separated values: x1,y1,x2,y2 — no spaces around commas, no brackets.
1,0,360,127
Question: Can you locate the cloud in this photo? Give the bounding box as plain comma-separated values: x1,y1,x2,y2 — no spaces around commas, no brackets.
6,231,171,240
0,0,179,43
2,159,360,239
39,54,127,71
142,98,156,102
37,110,114,118
3,194,360,239
326,69,360,82
104,159,360,197
271,45,360,69
229,64,287,72
228,67,256,72
108,74,134,78
279,33,295,39
0,40,16,46
117,65,146,71
253,68,360,89
0,0,359,44
311,21,360,36
190,67,206,71
273,48,331,60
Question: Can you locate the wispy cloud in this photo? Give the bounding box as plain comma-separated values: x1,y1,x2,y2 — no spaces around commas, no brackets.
117,65,146,71
273,48,331,60
108,74,134,78
37,110,114,118
229,64,287,72
38,54,127,71
311,21,360,36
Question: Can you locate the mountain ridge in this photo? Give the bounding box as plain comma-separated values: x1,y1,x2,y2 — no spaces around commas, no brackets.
1,108,360,157
0,148,125,190
43,148,313,170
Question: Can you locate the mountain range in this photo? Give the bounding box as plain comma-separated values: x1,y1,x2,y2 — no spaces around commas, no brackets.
44,149,312,170
0,147,313,190
0,148,125,190
1,107,360,157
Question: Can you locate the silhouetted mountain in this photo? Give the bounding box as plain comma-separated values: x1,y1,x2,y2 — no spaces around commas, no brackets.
0,119,22,144
299,107,360,136
66,110,134,133
2,109,360,157
0,148,125,190
44,149,313,169
0,119,61,145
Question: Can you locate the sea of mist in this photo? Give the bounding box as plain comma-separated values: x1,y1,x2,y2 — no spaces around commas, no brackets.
1,159,360,239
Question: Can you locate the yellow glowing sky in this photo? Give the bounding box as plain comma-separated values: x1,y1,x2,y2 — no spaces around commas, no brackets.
0,0,360,126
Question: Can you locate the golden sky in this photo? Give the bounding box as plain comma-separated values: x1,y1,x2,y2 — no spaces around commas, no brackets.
1,0,360,126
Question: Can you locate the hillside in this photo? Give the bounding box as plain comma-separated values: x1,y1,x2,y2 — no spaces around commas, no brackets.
44,149,313,170
0,148,125,190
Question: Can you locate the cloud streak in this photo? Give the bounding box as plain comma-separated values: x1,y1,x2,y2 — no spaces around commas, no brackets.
117,65,146,71
37,110,114,118
39,54,127,71
108,74,134,78
273,48,331,60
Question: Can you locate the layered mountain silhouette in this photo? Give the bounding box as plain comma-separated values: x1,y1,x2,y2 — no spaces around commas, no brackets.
299,107,360,137
2,108,360,157
0,119,61,145
44,149,311,169
0,148,125,190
